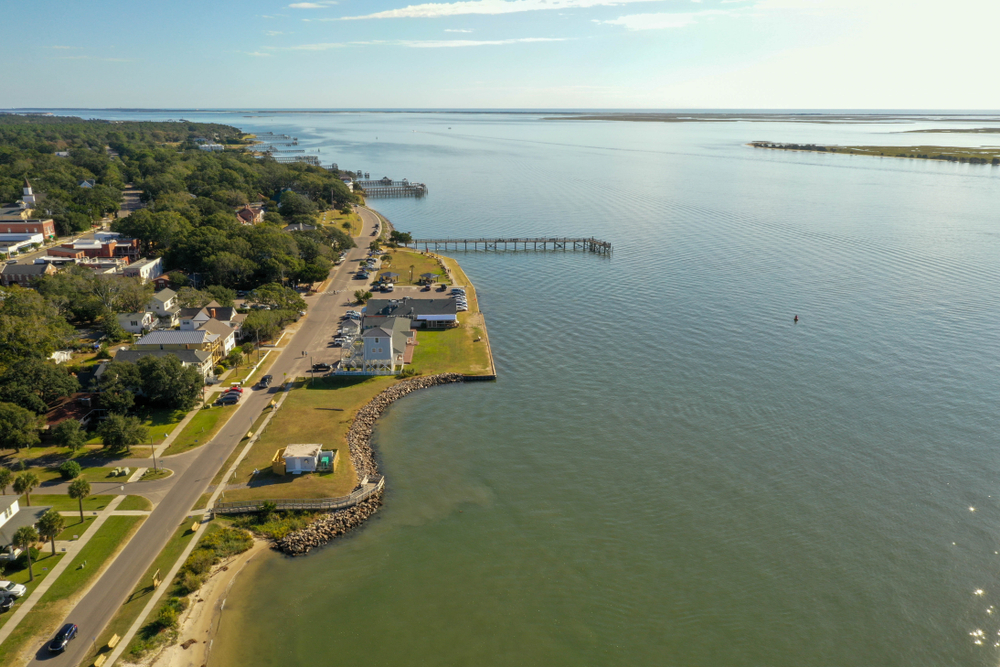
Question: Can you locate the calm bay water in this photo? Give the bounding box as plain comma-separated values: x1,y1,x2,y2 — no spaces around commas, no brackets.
75,110,1000,665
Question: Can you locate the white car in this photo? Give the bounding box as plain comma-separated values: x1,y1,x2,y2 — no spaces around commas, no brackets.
0,581,27,598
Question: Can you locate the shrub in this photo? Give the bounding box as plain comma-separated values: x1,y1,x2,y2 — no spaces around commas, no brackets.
155,604,179,630
14,547,41,571
58,460,82,480
177,570,203,596
213,365,225,376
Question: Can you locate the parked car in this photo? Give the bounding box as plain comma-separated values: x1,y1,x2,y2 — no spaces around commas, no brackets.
0,581,27,598
0,546,22,562
0,594,14,612
437,284,448,292
312,363,333,372
333,337,346,346
421,285,431,291
382,283,394,292
48,623,78,653
216,394,240,406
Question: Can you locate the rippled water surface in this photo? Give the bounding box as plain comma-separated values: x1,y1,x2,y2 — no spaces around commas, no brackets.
80,110,1000,665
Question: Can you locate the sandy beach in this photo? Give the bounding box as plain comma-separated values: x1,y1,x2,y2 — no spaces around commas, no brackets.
122,539,270,667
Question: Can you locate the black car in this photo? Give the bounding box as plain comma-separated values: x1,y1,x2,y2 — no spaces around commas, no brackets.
258,374,273,388
49,623,78,652
312,363,333,372
0,594,14,612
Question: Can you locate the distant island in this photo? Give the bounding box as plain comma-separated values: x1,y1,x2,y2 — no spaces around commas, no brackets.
749,141,1000,165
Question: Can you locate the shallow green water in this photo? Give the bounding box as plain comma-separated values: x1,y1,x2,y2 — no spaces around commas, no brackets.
78,110,1000,666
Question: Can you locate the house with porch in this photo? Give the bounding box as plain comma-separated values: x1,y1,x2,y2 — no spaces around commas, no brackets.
133,328,223,363
117,310,156,334
148,288,181,326
113,348,215,379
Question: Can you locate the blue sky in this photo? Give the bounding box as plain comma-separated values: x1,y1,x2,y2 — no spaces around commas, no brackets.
2,0,996,109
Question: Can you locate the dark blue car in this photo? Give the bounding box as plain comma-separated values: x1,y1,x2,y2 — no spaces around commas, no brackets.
49,623,78,652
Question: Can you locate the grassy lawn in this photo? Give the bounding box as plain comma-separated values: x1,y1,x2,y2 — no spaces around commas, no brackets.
410,319,492,375
227,349,277,386
140,468,172,482
85,521,199,667
118,495,153,511
383,248,450,286
223,376,398,502
84,407,187,446
210,408,275,489
0,553,64,633
25,494,115,513
319,208,363,236
55,516,94,540
0,465,119,488
0,516,144,667
163,403,237,456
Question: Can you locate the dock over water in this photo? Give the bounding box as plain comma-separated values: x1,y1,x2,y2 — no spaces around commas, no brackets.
405,237,612,254
357,178,428,198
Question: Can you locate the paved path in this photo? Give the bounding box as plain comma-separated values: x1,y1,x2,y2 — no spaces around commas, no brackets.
0,496,127,647
23,209,380,667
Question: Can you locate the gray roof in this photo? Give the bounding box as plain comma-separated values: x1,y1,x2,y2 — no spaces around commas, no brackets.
150,288,176,303
135,329,217,346
365,297,457,319
1,263,53,276
115,348,213,366
200,319,234,338
284,223,316,232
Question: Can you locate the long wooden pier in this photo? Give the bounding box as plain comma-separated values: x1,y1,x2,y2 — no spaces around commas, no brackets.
357,178,427,198
405,237,612,254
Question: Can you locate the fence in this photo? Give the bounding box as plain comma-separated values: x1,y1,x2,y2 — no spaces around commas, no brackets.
212,476,385,514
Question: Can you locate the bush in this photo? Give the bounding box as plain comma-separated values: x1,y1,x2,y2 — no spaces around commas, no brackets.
14,547,41,571
58,460,82,480
213,365,224,376
177,570,203,596
155,604,179,630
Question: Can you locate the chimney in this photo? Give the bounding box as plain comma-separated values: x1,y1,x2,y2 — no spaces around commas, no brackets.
210,308,216,318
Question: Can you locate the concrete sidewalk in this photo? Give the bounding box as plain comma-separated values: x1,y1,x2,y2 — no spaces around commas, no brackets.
0,495,128,646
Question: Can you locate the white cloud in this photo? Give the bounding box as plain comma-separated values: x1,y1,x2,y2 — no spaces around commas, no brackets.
400,37,565,47
266,30,286,35
444,28,474,32
274,37,565,51
284,42,347,50
338,0,662,20
601,9,727,29
50,45,74,50
288,1,336,7
246,51,272,56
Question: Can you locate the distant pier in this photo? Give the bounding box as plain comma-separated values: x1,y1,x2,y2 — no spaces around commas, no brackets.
357,177,427,198
405,237,612,255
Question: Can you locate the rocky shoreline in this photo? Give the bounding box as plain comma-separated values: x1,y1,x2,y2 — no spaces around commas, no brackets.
274,373,465,555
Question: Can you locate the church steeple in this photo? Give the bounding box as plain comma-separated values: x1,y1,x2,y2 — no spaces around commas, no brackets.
23,178,32,196
21,178,36,207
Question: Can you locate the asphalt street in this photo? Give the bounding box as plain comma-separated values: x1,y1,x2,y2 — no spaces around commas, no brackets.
27,206,381,667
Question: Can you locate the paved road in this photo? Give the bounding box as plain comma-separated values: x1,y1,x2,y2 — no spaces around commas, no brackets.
27,209,379,667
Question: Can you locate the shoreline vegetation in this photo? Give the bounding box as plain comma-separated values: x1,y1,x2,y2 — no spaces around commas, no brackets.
749,141,1000,165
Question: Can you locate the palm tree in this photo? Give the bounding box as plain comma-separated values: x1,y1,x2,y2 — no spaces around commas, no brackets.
13,472,39,506
409,264,415,284
0,467,10,495
37,509,64,556
13,526,38,581
68,478,92,522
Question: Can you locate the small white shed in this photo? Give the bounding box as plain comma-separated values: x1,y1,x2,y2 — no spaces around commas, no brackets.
282,444,322,474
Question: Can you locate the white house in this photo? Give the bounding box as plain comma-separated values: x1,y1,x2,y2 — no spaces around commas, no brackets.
198,143,225,152
282,444,322,474
117,311,156,334
121,257,163,283
200,319,237,357
148,288,180,326
0,496,51,550
361,317,412,374
78,179,96,189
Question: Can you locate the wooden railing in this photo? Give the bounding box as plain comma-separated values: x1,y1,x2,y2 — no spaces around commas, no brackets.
212,476,384,514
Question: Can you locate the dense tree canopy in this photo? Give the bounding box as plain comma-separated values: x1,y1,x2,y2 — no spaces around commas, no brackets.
0,357,80,414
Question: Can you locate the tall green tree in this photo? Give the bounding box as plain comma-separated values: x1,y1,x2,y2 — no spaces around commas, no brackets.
136,355,202,410
52,419,87,453
68,478,91,521
0,287,73,362
0,402,41,451
99,414,147,453
12,471,39,506
0,358,80,414
0,467,11,495
37,509,65,556
13,526,38,581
